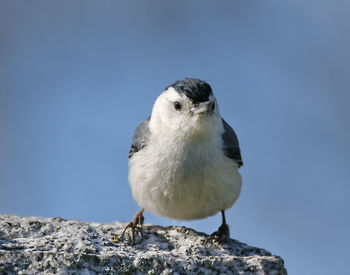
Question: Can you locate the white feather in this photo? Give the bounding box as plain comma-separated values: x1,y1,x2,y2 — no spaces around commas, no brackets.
129,88,242,220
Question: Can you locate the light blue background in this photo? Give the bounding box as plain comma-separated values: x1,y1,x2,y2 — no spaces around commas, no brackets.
1,1,349,274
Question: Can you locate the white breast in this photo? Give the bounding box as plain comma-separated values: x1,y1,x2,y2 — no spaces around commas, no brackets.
128,132,242,220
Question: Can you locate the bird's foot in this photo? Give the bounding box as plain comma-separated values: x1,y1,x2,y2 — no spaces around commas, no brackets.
119,209,144,247
204,222,230,245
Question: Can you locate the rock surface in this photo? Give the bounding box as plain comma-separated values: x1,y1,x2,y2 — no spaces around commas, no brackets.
0,215,286,274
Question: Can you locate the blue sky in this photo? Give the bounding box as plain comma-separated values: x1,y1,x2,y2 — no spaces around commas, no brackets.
1,1,349,274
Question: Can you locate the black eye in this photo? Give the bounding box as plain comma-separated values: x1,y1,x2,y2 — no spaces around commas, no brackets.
173,101,182,111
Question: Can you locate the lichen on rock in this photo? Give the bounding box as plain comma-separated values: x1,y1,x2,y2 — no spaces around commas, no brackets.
0,215,287,274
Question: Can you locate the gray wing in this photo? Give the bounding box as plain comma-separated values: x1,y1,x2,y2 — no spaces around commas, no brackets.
128,117,151,159
222,119,243,167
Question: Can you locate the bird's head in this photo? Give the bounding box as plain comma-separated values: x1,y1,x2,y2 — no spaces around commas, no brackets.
149,78,222,139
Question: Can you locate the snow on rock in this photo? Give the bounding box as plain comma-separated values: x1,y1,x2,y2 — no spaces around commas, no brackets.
0,215,287,274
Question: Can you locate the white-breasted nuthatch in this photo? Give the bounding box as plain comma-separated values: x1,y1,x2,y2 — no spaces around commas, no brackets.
122,78,243,246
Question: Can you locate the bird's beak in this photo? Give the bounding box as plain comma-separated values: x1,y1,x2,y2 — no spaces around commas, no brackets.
190,101,214,116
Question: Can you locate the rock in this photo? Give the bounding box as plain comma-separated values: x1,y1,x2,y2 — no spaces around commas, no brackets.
0,215,287,274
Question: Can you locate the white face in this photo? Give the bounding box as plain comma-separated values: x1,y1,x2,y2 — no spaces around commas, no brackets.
149,87,222,138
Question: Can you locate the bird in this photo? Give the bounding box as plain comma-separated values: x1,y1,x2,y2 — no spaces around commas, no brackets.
121,78,243,246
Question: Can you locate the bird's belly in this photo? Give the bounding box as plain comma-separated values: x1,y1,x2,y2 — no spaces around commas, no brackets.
129,149,242,220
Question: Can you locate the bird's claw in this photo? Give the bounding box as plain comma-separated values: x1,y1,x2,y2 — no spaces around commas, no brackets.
203,222,230,245
119,209,145,247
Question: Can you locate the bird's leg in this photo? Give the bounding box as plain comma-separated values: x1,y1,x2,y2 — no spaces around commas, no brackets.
205,210,230,244
120,208,144,247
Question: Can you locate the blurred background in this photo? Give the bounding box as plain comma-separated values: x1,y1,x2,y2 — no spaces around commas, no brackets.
1,1,349,274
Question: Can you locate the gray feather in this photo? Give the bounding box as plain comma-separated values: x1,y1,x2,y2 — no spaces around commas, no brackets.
128,117,151,159
222,119,243,167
